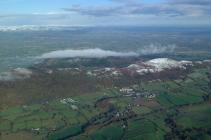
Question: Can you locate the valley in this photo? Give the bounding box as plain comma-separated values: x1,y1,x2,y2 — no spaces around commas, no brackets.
0,56,211,140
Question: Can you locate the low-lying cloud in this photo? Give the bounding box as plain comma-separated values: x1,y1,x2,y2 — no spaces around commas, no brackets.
39,46,177,59
138,44,177,55
40,48,139,59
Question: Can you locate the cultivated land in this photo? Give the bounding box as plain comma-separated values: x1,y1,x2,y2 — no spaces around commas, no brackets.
0,55,211,140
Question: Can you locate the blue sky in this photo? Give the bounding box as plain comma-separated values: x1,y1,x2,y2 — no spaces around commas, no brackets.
0,0,211,26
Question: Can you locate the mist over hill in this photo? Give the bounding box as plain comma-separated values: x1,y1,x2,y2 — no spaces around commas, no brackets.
0,26,211,73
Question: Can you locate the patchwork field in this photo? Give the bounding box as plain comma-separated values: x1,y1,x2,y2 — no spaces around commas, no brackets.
0,59,211,140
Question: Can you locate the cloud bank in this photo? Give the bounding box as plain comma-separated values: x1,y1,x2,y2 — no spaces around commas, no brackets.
63,0,211,17
40,48,139,59
0,0,211,26
39,46,176,59
139,44,176,55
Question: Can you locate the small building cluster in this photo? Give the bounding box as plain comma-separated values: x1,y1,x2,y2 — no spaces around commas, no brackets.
145,94,156,100
119,88,134,94
119,87,156,100
60,98,77,104
60,98,79,110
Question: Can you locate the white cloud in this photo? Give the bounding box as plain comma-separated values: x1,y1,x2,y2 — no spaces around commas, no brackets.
138,44,177,55
0,0,210,26
39,48,139,59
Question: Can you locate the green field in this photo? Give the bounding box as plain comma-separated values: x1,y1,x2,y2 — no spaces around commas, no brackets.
1,67,211,140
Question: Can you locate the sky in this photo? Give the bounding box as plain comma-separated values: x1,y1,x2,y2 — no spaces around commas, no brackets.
0,0,211,26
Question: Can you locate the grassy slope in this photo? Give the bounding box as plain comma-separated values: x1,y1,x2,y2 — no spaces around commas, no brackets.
0,68,211,140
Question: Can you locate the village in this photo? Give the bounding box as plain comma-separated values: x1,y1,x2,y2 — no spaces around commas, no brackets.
119,86,156,100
